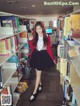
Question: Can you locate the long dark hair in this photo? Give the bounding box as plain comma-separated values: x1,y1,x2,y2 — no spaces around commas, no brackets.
32,21,48,47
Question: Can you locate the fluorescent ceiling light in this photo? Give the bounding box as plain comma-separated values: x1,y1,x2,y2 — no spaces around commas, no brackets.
6,1,18,3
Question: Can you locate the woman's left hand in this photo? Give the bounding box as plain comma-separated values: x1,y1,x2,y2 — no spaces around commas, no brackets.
53,60,56,64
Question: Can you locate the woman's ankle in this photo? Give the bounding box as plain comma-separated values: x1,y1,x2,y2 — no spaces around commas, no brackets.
33,90,37,94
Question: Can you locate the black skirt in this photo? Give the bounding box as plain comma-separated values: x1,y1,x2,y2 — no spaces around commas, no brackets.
30,49,55,70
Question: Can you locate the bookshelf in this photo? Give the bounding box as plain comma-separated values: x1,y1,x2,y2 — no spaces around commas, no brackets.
57,9,80,106
0,43,26,66
0,13,30,106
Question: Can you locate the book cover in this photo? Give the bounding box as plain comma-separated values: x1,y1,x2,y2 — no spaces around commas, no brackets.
10,36,16,53
14,35,19,50
2,20,13,27
15,17,20,33
0,39,9,55
64,17,71,36
70,15,80,38
0,16,16,33
18,31,28,43
7,38,12,54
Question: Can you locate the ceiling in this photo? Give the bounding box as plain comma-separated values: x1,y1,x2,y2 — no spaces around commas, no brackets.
0,0,80,16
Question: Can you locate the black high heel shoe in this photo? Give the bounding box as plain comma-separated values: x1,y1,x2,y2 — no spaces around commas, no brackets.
29,84,43,102
29,91,38,102
37,84,43,92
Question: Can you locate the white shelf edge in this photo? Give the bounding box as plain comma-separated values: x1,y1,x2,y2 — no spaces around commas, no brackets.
0,30,27,40
62,9,80,18
73,38,80,45
0,11,28,19
71,9,80,14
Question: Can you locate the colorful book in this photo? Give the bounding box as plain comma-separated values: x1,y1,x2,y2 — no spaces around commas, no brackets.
2,20,13,27
0,16,16,33
0,39,9,55
70,14,80,38
18,31,28,43
64,17,71,36
10,36,16,53
7,38,12,54
15,17,20,33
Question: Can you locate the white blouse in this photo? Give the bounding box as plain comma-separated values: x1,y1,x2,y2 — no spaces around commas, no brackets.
37,36,44,51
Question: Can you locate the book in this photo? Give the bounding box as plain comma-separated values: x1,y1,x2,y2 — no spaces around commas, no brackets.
68,50,77,57
14,35,19,50
64,17,71,36
6,38,12,54
70,14,80,38
10,36,16,53
15,17,20,33
60,58,67,77
0,39,9,55
2,20,13,27
18,31,28,43
57,45,64,58
0,16,16,33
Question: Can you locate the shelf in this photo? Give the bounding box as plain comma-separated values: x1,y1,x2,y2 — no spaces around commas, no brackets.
67,40,75,46
2,67,17,88
0,11,28,19
13,92,20,106
73,38,80,45
72,85,80,106
71,57,80,78
71,9,80,14
63,9,80,18
70,62,80,106
0,43,25,66
8,75,22,94
0,30,27,40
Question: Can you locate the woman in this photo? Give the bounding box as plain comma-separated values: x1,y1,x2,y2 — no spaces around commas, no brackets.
29,21,56,102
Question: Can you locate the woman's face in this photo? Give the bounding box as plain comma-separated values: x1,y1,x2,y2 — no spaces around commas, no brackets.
36,25,43,35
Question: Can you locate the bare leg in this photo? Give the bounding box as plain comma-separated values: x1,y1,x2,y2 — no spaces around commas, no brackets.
33,69,42,93
29,69,42,101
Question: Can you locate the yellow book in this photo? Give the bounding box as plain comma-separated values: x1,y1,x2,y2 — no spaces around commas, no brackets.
68,50,77,57
18,82,28,89
60,58,67,77
7,38,11,51
64,17,71,36
19,31,27,43
19,31,27,38
0,39,8,55
70,14,80,30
